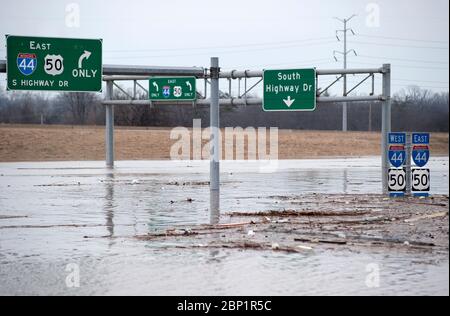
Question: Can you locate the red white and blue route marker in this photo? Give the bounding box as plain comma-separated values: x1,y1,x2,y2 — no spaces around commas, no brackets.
412,133,431,197
388,133,407,196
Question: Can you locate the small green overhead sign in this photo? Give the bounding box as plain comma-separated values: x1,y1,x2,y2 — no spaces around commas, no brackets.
149,77,197,101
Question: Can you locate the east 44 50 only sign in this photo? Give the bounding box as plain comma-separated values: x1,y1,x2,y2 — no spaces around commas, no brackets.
6,35,102,92
263,68,316,111
149,77,196,101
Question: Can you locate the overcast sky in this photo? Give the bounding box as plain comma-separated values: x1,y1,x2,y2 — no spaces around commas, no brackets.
0,0,448,96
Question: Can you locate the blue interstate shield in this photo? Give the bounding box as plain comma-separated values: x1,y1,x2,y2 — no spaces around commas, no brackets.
17,53,37,76
388,145,406,168
162,86,170,98
412,145,430,167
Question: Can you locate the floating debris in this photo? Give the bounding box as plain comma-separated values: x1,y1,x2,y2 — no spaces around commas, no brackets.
167,181,210,186
297,245,313,251
404,211,449,223
229,210,371,217
127,194,448,254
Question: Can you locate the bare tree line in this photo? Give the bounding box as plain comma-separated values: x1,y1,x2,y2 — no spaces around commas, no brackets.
0,85,448,132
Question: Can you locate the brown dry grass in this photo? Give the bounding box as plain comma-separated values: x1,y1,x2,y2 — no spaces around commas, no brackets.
0,124,448,162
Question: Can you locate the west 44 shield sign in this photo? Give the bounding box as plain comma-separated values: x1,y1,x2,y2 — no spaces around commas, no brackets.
6,35,102,92
388,132,407,168
263,69,316,111
389,145,406,168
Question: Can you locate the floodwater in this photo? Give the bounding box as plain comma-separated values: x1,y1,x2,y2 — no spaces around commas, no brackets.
0,157,448,296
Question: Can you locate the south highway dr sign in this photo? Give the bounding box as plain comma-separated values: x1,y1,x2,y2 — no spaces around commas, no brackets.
263,68,316,111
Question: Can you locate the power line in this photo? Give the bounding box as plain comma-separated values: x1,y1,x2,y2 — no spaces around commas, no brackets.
337,81,448,91
348,61,449,71
341,77,449,86
319,78,449,91
104,36,336,53
358,34,449,45
391,83,449,90
0,36,337,55
348,40,449,50
357,54,449,65
221,58,334,70
393,78,449,85
343,78,449,90
104,40,337,59
334,14,357,132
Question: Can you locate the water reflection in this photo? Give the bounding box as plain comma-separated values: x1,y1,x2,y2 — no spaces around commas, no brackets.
343,169,348,194
0,158,447,295
104,172,115,239
210,190,220,225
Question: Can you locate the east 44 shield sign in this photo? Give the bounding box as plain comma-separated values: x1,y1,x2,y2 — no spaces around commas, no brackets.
412,145,430,167
6,35,102,92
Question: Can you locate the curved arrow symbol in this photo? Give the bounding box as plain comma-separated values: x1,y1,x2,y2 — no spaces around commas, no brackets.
78,50,92,69
186,81,192,91
152,81,159,92
283,96,295,107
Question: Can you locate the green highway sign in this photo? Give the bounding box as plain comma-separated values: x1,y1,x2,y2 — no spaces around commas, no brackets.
149,77,196,101
263,68,316,111
6,35,102,92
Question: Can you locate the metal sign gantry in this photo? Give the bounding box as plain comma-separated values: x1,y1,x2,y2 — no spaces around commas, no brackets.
94,60,392,194
0,58,393,221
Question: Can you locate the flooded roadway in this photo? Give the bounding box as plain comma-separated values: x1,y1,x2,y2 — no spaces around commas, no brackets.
0,157,448,295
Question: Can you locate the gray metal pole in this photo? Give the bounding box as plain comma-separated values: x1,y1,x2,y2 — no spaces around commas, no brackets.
405,132,412,195
101,95,384,107
343,19,348,132
210,57,220,224
106,81,114,168
381,64,392,194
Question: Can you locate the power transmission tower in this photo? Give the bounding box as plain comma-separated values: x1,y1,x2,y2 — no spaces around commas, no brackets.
334,15,357,132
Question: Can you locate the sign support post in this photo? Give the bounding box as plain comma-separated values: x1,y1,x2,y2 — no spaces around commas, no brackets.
405,133,412,196
381,64,392,194
106,81,114,168
210,57,220,224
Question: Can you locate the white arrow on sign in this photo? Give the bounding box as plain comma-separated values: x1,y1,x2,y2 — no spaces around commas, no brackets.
152,81,159,92
283,96,295,107
78,50,92,69
186,81,192,91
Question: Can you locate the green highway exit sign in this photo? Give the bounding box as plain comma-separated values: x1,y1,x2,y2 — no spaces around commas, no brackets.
149,77,196,101
6,35,102,92
263,68,316,111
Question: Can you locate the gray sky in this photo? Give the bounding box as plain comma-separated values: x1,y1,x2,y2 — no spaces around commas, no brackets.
1,0,448,96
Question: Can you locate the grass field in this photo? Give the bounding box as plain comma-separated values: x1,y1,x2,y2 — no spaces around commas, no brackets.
0,124,448,162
